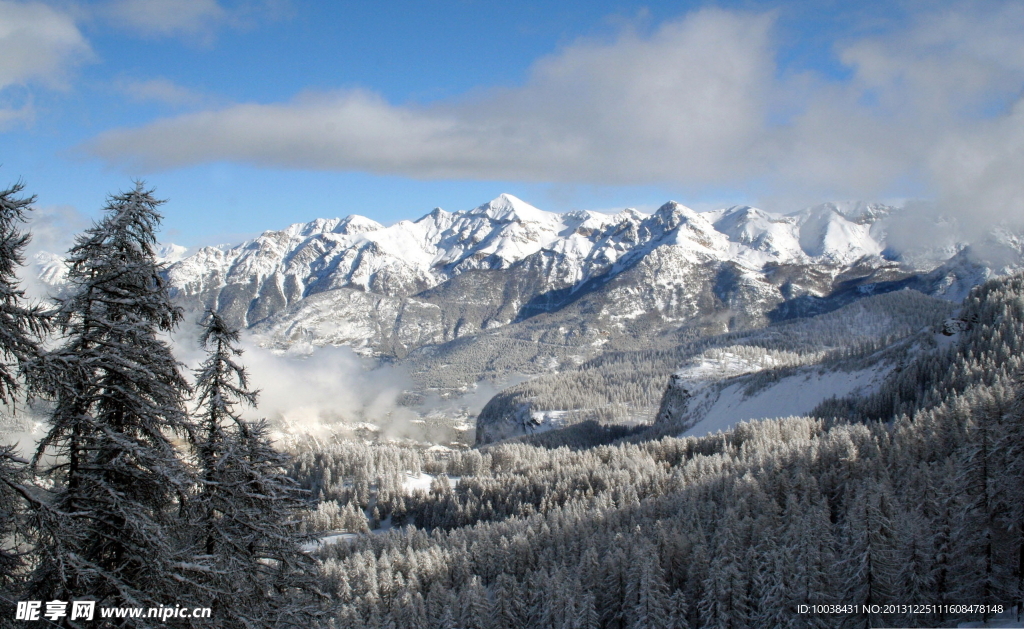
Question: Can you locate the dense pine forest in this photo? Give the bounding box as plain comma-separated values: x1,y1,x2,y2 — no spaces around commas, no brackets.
2,179,1024,628
294,278,1024,627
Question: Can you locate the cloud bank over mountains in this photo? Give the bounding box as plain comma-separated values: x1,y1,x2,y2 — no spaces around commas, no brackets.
83,4,1024,230
2,1,1022,239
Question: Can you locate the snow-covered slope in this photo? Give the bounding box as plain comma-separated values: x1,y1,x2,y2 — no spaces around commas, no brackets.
662,359,893,439
651,289,960,439
158,194,1004,358
32,192,1023,369
24,192,1024,443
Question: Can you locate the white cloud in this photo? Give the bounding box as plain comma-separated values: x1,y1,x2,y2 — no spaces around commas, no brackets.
0,1,90,89
116,77,207,107
100,0,287,43
834,2,1024,230
0,0,91,125
928,99,1024,235
102,0,226,40
85,4,1024,228
86,8,776,182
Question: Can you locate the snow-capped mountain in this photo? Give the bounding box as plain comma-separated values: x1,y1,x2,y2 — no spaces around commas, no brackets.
30,193,1024,375
159,194,989,357
156,194,1024,364
26,193,1024,443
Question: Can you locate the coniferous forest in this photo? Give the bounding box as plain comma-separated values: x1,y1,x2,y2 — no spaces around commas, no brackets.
296,276,1024,629
2,180,1024,629
0,182,322,627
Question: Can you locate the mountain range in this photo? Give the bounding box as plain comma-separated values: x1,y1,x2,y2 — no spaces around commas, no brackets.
29,194,1024,443
155,195,1014,348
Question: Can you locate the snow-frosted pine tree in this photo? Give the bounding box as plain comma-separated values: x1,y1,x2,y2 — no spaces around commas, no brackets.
631,556,671,629
458,575,491,629
948,398,1010,611
0,179,48,404
492,572,525,629
667,589,690,629
0,178,48,595
28,182,197,612
1000,379,1024,617
190,309,324,627
0,445,29,593
192,309,255,553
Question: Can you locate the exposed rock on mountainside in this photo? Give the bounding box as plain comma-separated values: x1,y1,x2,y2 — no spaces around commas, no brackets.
161,195,984,358
27,194,1024,444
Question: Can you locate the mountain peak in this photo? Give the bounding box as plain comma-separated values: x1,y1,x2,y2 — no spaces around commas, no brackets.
653,201,705,231
281,217,342,238
157,243,190,263
280,215,383,239
795,203,884,262
470,193,552,223
334,214,385,235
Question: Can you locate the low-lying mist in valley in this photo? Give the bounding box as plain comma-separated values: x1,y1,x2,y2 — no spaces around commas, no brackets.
173,321,482,447
1,319,485,456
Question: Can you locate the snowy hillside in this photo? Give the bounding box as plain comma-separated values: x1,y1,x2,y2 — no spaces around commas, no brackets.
24,193,1024,444
660,353,894,439
31,193,1021,362
476,288,955,444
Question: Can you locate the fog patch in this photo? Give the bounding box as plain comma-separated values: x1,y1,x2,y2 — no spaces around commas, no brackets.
171,318,438,442
241,340,418,439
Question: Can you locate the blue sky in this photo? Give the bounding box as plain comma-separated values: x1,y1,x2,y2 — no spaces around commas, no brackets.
2,0,1023,248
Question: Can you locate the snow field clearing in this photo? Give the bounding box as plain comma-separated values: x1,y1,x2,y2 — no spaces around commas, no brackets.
683,364,890,439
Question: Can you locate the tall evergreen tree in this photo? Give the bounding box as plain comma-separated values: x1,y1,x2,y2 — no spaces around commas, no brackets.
949,396,1013,612
492,572,524,629
0,179,48,405
0,445,29,592
996,379,1024,619
28,182,196,611
667,589,690,629
192,309,255,560
190,309,324,628
632,556,671,629
0,178,48,597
